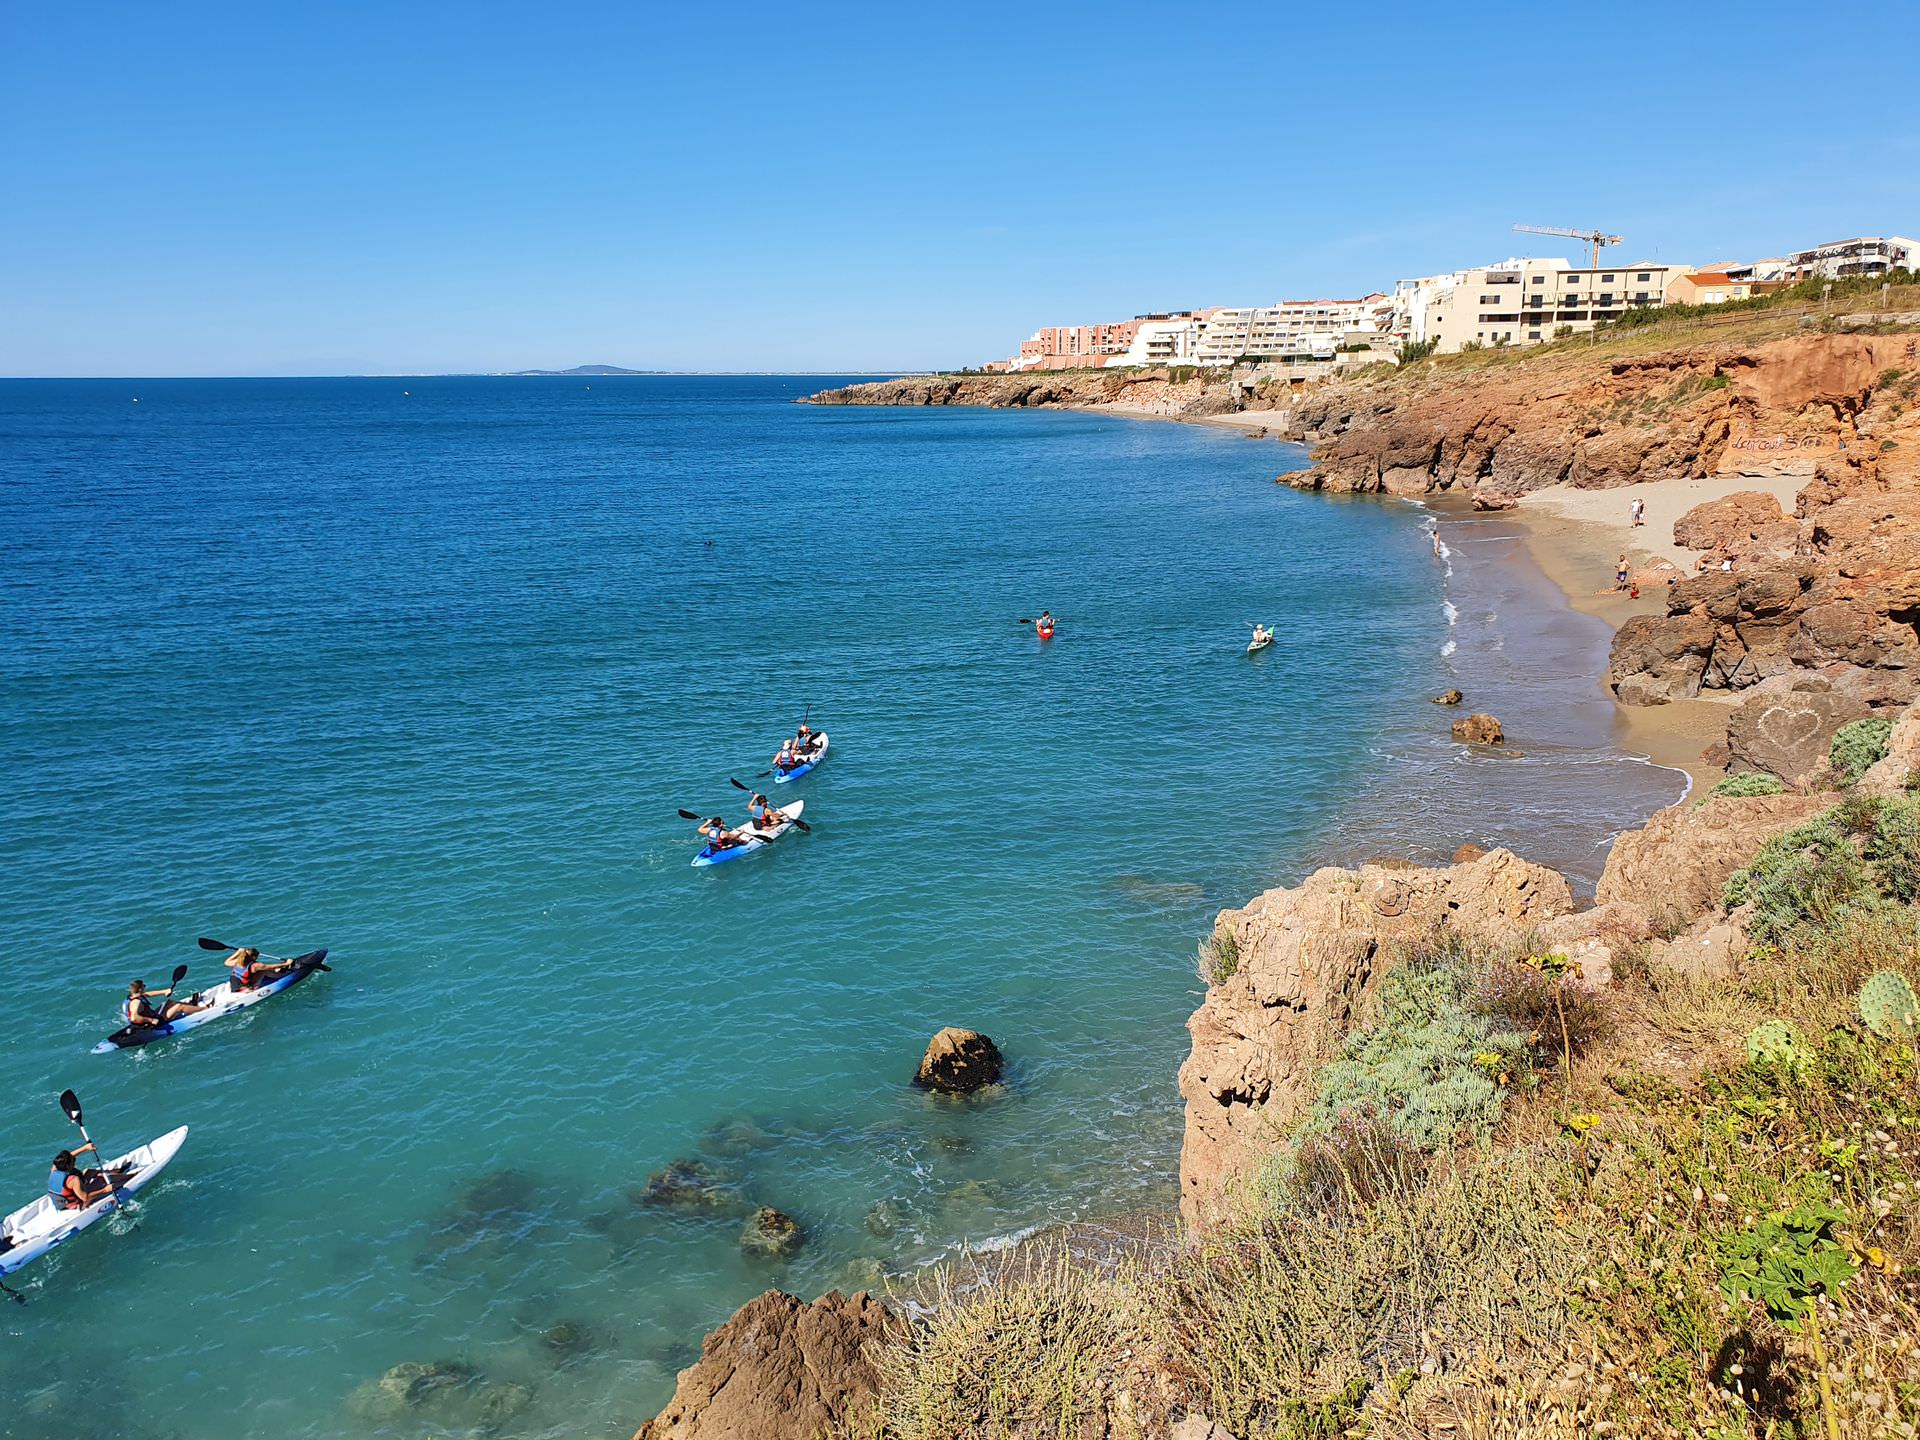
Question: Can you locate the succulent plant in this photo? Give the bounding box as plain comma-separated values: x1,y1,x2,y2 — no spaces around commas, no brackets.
1858,970,1919,1040
1745,1019,1808,1075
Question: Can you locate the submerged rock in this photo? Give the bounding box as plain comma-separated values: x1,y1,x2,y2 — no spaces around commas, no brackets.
1451,712,1505,745
740,1207,805,1259
541,1320,596,1362
914,1027,1004,1094
698,1118,781,1158
634,1159,744,1212
346,1360,479,1423
864,1199,902,1237
1432,688,1464,705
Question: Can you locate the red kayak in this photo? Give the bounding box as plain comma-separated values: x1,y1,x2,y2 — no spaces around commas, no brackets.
1037,624,1054,640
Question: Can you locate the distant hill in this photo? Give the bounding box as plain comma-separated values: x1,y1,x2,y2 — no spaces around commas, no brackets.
503,364,660,377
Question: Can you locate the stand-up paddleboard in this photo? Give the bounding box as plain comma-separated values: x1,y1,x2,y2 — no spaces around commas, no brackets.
92,952,330,1053
772,733,829,784
693,802,804,867
0,1126,189,1277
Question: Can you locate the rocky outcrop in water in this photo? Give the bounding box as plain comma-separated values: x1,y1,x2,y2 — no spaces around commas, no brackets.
632,1289,900,1440
740,1207,804,1259
914,1026,1004,1093
1451,712,1504,744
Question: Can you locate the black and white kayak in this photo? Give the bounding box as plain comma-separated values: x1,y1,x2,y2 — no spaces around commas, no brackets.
91,951,330,1053
0,1126,189,1278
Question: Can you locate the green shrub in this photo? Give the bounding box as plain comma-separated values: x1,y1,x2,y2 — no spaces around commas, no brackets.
1830,717,1893,784
1197,929,1240,984
1306,961,1527,1149
1395,338,1437,364
1726,794,1920,940
1711,772,1787,798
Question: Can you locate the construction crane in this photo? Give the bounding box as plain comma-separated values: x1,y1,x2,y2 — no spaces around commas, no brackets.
1513,224,1623,270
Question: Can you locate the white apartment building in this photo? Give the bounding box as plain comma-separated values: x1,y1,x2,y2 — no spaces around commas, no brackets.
1780,236,1918,281
1399,257,1688,352
1106,316,1207,366
1190,295,1391,365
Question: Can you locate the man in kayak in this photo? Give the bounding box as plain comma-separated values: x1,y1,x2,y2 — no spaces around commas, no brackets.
746,792,775,829
224,947,300,992
1036,610,1054,633
123,978,206,1029
793,723,819,755
697,815,744,853
48,1147,113,1210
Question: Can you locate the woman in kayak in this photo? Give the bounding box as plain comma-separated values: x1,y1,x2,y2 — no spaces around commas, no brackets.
48,1147,112,1210
793,724,818,755
123,978,205,1029
698,815,743,852
1251,623,1273,647
224,947,299,992
746,793,774,828
772,739,797,772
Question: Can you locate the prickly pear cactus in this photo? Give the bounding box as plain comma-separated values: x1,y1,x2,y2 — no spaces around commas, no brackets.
1745,1019,1807,1073
1859,970,1919,1040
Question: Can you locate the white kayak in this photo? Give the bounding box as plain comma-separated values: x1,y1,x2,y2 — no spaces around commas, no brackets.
692,801,804,866
0,1126,189,1277
1247,632,1274,653
92,950,330,1053
772,733,829,784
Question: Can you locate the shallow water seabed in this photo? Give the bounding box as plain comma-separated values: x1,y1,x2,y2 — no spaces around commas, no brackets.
0,378,1679,1437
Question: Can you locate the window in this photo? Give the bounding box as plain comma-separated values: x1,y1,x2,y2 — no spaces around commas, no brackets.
1529,330,1542,339
1564,275,1579,285
1479,295,1501,304
1635,291,1649,302
1532,275,1546,285
1636,272,1651,282
1602,273,1615,282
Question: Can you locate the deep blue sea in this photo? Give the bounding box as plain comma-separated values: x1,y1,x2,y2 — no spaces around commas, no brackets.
0,377,1682,1438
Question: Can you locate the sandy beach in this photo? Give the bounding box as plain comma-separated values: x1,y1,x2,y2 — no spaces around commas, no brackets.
1498,471,1811,793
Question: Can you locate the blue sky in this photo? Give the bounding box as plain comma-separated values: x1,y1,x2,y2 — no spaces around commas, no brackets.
4,4,1916,376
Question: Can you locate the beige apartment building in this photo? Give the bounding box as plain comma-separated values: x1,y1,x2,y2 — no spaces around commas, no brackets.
1413,257,1688,352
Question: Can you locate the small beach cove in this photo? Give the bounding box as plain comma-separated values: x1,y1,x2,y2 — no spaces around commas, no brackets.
3,377,1683,1438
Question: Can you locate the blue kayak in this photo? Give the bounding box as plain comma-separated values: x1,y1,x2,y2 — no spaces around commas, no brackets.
772,733,829,784
692,801,805,867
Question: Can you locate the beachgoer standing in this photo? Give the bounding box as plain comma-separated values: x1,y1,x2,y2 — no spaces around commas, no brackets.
1630,498,1645,528
1615,554,1630,590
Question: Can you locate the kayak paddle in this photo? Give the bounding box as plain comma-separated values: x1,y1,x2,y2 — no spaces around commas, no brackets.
57,1089,124,1209
196,938,330,972
727,778,811,831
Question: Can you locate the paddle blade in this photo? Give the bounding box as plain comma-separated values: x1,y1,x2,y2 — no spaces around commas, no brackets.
170,964,189,984
729,777,750,792
58,1089,82,1125
789,817,811,833
676,809,703,821
196,937,234,952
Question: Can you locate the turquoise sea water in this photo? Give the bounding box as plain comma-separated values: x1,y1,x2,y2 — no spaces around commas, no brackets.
0,378,1680,1438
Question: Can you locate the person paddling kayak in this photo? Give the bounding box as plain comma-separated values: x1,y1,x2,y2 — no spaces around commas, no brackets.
224,947,300,992
746,792,774,828
697,815,744,853
47,1148,113,1211
1250,623,1273,648
1035,610,1054,637
122,978,205,1029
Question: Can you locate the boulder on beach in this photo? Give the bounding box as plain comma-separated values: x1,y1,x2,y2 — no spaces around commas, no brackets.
1451,712,1505,745
740,1207,805,1260
1432,688,1463,705
913,1027,1004,1094
1452,842,1488,864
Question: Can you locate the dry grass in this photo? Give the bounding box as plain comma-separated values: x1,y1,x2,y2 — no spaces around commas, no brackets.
873,1251,1140,1440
